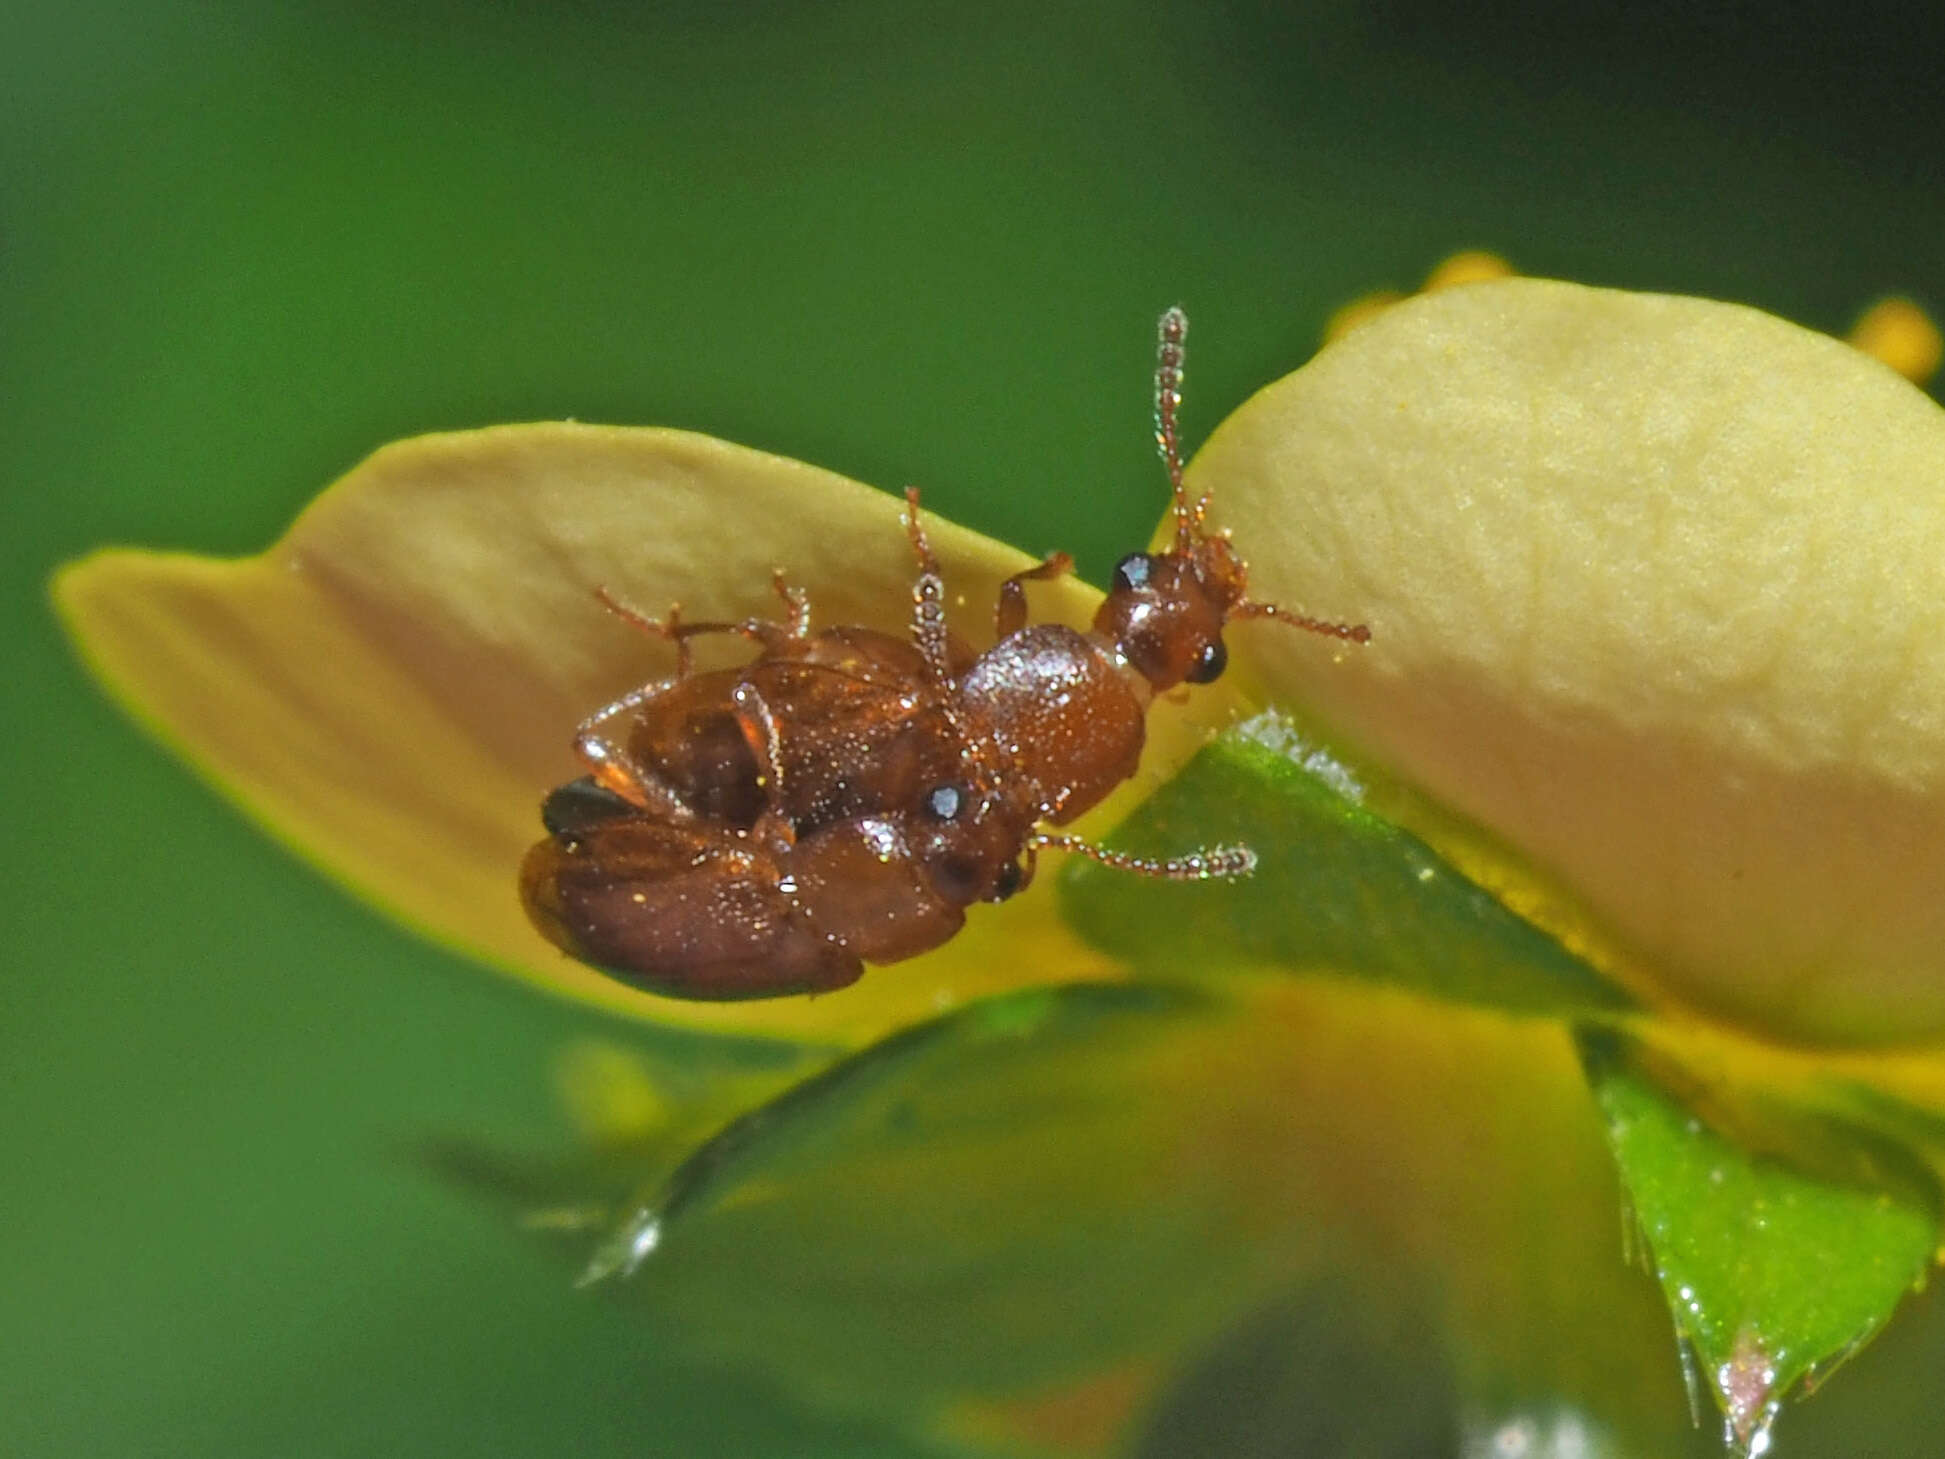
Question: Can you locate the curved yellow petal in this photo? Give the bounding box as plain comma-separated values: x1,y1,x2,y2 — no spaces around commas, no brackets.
1421,249,1514,291
1321,289,1406,345
54,423,1131,1044
1193,279,1945,1045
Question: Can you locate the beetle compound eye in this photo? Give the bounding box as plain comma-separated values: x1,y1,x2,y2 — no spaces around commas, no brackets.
925,783,964,821
1111,552,1157,594
1185,637,1228,684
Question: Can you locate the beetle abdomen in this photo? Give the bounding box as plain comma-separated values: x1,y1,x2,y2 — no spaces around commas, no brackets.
520,820,861,999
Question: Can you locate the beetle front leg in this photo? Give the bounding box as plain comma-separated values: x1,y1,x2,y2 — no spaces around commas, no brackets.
994,552,1075,638
728,680,796,844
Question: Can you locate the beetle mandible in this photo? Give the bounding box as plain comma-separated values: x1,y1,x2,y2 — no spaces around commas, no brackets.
520,308,1368,999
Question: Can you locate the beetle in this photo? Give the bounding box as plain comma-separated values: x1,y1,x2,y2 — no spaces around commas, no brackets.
520,308,1367,999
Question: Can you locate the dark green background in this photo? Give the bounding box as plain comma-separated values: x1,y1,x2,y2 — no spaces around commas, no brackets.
7,2,1943,1454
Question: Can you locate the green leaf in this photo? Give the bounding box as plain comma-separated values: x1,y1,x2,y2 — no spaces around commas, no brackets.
1062,711,1945,1452
439,977,1716,1456
1583,1034,1938,1454
1059,711,1636,1018
1127,1283,1458,1459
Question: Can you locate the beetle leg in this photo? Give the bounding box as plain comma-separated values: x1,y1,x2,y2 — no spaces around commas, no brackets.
595,586,802,664
770,570,812,638
728,680,809,863
1028,830,1257,880
728,680,795,844
594,590,697,678
570,679,695,818
993,552,1075,638
571,584,812,819
1013,844,1041,895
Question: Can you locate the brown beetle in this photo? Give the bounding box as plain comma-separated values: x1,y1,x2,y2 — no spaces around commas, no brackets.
520,309,1367,999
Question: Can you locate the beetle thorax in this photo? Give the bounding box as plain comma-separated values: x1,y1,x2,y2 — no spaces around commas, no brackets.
955,623,1148,824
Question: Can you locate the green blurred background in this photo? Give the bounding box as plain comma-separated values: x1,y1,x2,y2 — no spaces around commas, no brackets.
7,1,1944,1454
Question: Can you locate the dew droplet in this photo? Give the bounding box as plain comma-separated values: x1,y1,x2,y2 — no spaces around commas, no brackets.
576,1206,664,1287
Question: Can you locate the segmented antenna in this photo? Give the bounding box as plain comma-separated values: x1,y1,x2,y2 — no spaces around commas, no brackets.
1236,599,1372,644
1031,830,1257,881
1153,307,1371,647
901,486,1002,794
1155,306,1210,554
902,486,954,683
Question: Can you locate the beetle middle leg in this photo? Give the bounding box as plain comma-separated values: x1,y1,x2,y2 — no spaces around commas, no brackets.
727,679,799,851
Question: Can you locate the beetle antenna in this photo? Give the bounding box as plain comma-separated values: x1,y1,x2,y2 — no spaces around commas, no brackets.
1155,306,1208,555
1153,309,1372,648
902,487,955,684
1233,598,1372,644
1030,830,1257,880
903,486,1004,796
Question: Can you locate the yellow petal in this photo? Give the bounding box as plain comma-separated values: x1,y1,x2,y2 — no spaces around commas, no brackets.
1321,289,1406,344
1422,249,1514,291
54,423,1130,1044
1193,279,1945,1045
1849,296,1943,387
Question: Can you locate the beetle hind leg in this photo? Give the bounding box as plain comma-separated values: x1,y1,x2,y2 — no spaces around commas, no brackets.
569,680,695,819
770,569,812,638
596,586,806,672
